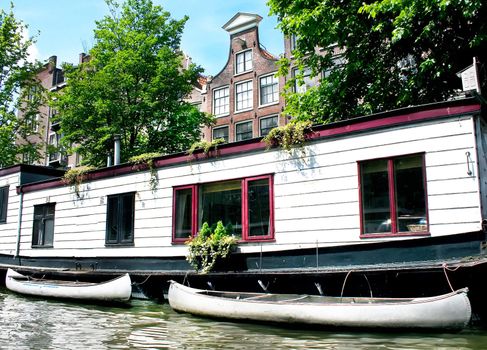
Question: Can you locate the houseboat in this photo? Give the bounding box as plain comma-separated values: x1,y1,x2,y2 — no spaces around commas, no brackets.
1,98,487,318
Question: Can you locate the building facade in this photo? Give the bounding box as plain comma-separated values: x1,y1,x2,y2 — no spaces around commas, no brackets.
202,13,286,143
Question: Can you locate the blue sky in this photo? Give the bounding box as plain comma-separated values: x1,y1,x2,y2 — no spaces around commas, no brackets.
1,0,283,75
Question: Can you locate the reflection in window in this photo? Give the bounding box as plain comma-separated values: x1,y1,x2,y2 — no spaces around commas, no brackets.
106,192,135,245
236,121,253,141
32,203,55,247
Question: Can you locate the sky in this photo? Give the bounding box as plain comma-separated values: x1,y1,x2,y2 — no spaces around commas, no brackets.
1,0,283,76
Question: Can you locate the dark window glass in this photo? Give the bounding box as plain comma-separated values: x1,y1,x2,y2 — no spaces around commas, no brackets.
106,192,135,245
248,178,270,236
0,186,8,224
32,203,55,247
360,155,427,235
236,121,253,141
174,187,193,240
260,116,278,136
212,126,229,143
199,180,242,238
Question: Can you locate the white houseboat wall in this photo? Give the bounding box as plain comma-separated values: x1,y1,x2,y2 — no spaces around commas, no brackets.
1,98,487,306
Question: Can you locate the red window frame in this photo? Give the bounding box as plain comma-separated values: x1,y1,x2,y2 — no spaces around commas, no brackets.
172,174,274,243
358,153,429,238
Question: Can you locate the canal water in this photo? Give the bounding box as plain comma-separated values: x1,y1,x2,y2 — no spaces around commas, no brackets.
1,287,487,350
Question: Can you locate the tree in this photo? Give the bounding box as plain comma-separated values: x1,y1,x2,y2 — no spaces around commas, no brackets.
268,0,487,123
0,6,45,168
54,0,213,167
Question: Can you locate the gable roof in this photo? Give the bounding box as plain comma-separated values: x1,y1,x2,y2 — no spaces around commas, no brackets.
222,12,263,35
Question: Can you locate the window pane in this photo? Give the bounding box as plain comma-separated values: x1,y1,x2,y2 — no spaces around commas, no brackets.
175,188,193,239
248,178,270,237
44,218,54,246
0,186,8,223
236,121,253,141
212,127,229,143
260,116,278,136
236,50,252,74
199,180,242,238
394,156,427,232
213,87,229,116
107,196,119,243
235,81,253,111
121,194,134,242
260,75,278,105
361,160,391,234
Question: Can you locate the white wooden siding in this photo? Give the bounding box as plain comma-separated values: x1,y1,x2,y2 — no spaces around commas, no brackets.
14,114,484,258
0,173,20,255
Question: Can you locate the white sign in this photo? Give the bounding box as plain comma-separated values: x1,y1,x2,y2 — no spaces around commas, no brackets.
461,65,479,92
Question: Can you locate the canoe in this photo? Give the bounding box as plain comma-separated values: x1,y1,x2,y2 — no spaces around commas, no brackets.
5,268,132,303
168,281,472,329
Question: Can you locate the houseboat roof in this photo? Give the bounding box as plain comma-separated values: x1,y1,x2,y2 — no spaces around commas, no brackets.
11,97,483,194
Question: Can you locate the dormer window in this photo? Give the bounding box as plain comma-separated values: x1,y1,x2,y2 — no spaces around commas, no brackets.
235,49,252,75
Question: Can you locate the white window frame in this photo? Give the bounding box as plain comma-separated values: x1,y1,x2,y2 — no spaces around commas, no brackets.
213,86,230,117
259,73,279,107
235,79,253,113
235,49,253,75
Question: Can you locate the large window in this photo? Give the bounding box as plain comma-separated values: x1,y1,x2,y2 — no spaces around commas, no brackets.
106,192,135,245
235,80,253,112
213,86,229,116
259,74,279,106
235,121,253,141
172,175,274,242
32,203,55,247
212,126,229,143
235,49,252,74
359,154,427,236
0,186,9,224
293,67,318,93
260,115,278,137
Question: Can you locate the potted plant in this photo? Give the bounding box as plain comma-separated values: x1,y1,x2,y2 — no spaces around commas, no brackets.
185,221,238,274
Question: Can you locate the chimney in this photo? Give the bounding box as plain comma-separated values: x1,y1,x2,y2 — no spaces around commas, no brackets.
79,52,87,64
113,135,121,166
48,55,57,73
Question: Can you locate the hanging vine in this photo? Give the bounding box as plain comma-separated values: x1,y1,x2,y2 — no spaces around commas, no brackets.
62,166,95,198
128,152,162,192
262,120,313,152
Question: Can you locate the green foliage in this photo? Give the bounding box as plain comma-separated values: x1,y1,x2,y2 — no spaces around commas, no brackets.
128,152,162,192
262,120,312,151
187,138,225,156
0,5,45,167
62,166,95,197
52,0,213,168
268,0,487,122
185,221,238,274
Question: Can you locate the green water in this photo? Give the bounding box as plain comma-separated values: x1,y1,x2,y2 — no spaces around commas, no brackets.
1,288,486,350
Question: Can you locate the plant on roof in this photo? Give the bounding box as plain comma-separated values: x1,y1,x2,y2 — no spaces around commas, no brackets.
185,221,238,274
62,166,95,198
262,120,312,152
128,152,162,192
187,138,225,157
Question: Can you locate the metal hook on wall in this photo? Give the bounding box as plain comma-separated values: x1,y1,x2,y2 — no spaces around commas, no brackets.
466,151,473,176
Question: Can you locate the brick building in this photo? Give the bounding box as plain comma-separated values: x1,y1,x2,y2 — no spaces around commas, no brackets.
202,13,286,143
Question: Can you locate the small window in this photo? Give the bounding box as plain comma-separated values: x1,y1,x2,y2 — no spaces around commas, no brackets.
213,86,230,117
235,121,253,141
235,49,253,74
212,126,229,143
106,192,135,245
32,203,55,247
259,74,279,106
235,80,253,112
173,186,196,242
0,186,9,224
260,115,278,137
293,67,318,93
290,34,297,52
360,154,427,236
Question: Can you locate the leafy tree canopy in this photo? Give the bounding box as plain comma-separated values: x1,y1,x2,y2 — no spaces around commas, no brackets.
0,5,45,168
268,0,487,124
53,0,213,167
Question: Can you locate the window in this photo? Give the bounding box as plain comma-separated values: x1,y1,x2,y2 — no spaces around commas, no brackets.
106,192,135,245
290,34,297,52
235,49,252,74
48,133,61,162
235,121,253,141
235,80,253,112
293,67,318,93
260,115,278,136
359,154,427,236
259,74,279,106
213,86,229,117
0,186,8,224
172,175,274,242
212,126,229,143
32,203,55,247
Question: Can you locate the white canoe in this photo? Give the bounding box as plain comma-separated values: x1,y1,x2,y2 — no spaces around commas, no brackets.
168,281,472,329
5,268,132,303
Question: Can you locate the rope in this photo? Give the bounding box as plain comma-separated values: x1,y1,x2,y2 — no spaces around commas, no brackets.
442,263,456,292
131,274,151,286
340,270,352,301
